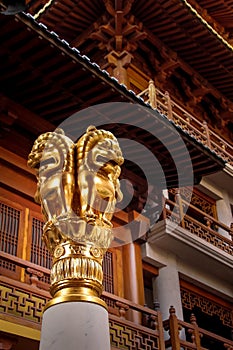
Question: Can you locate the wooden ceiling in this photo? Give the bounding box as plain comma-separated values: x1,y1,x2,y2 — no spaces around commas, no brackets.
193,0,233,37
20,0,233,142
26,0,233,103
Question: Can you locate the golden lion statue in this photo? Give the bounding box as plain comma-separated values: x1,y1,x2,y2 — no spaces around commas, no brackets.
28,128,75,222
77,126,124,228
28,125,124,248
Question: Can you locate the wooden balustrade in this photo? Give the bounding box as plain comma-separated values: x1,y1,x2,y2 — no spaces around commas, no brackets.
162,195,233,254
164,306,233,350
1,252,232,349
138,81,233,165
0,251,165,349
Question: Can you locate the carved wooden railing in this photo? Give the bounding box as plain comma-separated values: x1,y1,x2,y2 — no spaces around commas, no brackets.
138,80,233,165
1,252,233,349
161,192,233,254
0,251,165,350
164,306,233,350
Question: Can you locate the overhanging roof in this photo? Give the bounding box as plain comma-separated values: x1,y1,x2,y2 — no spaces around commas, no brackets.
25,0,233,104
0,11,225,201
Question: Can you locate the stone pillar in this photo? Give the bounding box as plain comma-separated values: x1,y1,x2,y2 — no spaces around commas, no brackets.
153,264,183,321
216,190,232,238
39,302,110,350
106,50,133,88
153,263,185,342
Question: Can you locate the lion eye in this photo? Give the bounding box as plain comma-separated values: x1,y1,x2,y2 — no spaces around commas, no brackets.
103,140,111,148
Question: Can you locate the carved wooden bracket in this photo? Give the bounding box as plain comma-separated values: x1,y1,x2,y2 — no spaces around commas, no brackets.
115,301,129,319
106,50,133,87
26,267,44,287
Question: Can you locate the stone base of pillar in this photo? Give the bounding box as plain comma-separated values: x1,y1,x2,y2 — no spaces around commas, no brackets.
39,302,111,350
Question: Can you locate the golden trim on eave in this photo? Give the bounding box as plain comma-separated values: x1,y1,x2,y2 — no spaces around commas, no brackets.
33,0,233,53
33,0,54,19
182,0,233,52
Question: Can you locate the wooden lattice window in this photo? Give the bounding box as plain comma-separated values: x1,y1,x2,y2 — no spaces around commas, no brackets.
30,217,52,270
103,251,114,294
29,216,51,285
181,280,233,342
0,200,23,278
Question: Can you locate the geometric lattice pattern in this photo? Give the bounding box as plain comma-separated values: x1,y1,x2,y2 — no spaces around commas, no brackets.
0,282,49,324
1,281,161,349
30,217,52,285
182,188,216,218
0,202,20,256
181,288,233,327
109,318,159,349
184,216,233,255
0,202,20,272
30,217,52,269
103,251,114,294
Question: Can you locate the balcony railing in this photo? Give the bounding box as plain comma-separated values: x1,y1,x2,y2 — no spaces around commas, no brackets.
164,306,233,350
0,252,233,349
138,80,233,165
160,190,233,255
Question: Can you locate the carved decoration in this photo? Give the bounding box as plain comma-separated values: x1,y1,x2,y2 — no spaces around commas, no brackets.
183,216,233,254
179,188,216,218
0,282,163,349
28,126,124,309
181,288,233,327
109,319,159,349
0,282,49,323
28,126,123,245
0,202,20,274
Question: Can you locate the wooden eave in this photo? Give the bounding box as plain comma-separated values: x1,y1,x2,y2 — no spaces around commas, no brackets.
28,0,233,103
193,0,233,34
133,0,233,103
0,11,225,199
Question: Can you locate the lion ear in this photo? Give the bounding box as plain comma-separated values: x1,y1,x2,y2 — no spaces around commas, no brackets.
86,125,97,133
54,128,65,135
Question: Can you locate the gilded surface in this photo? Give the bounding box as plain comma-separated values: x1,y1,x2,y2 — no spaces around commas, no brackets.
28,126,124,308
28,128,75,223
28,126,123,248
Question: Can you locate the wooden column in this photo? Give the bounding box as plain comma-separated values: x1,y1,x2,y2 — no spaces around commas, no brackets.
122,241,145,323
106,50,133,88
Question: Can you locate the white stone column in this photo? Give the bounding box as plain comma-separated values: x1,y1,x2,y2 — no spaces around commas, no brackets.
39,302,111,350
216,191,232,238
153,263,185,342
153,264,183,321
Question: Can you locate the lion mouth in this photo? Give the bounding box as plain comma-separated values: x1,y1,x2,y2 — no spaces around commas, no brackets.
39,157,56,169
97,155,110,163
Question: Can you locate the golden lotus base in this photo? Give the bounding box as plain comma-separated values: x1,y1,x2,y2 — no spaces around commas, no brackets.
44,286,107,311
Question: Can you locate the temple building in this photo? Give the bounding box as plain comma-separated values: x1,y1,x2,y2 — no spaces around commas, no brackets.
0,0,233,349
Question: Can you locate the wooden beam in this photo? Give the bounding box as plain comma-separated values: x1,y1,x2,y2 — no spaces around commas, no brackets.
0,94,55,134
71,20,102,47
0,154,37,199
